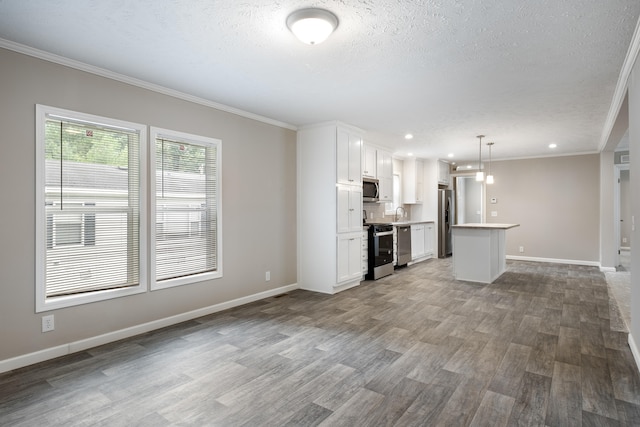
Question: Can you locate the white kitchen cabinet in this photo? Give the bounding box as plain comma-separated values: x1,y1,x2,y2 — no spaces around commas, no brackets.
377,149,393,203
337,184,363,233
337,128,362,185
297,122,364,294
362,145,377,179
362,229,369,275
411,224,425,259
424,223,434,256
438,160,450,186
403,158,424,204
337,233,363,284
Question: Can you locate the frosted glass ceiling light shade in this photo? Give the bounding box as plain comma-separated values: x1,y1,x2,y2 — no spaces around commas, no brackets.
475,135,485,182
287,8,338,45
486,142,495,184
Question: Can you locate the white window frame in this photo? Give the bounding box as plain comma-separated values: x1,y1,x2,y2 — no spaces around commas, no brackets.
149,126,223,290
35,105,148,312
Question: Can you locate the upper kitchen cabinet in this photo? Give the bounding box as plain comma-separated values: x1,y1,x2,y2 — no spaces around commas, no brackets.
337,128,362,185
362,145,377,179
377,149,393,203
438,160,451,187
403,158,424,204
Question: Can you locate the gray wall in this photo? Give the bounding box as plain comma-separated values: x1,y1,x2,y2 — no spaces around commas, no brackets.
0,48,297,361
484,154,600,262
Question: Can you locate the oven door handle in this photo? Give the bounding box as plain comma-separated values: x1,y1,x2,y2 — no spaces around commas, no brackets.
374,231,394,237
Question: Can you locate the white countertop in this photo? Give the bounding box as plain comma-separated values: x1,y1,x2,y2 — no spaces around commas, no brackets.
452,223,520,230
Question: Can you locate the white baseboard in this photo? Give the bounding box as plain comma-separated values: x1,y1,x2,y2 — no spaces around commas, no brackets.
0,283,298,374
629,333,640,374
600,266,618,273
506,255,600,267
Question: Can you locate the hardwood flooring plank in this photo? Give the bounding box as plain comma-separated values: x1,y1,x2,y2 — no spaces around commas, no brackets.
431,376,489,427
317,388,385,426
615,398,640,426
581,354,618,419
468,390,515,427
489,343,532,398
607,347,640,405
281,402,333,427
393,383,455,427
581,321,607,359
526,332,558,378
581,410,620,427
546,361,582,426
512,315,543,347
556,326,581,366
507,371,552,427
561,303,582,329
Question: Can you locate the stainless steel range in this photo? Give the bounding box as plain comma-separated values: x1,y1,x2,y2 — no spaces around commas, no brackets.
366,223,394,280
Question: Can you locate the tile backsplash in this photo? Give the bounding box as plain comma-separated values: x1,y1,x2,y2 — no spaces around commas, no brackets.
364,202,409,222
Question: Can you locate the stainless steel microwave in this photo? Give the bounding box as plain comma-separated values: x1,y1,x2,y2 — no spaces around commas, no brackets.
363,177,379,202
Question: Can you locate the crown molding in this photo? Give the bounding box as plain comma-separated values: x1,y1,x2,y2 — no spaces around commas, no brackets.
0,38,297,131
599,17,640,151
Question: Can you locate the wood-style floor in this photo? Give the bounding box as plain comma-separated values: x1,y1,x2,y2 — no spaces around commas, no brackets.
2,259,640,426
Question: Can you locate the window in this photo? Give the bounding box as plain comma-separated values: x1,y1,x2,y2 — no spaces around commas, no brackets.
36,105,147,312
150,127,222,290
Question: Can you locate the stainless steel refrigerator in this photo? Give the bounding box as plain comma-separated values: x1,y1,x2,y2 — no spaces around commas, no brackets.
438,189,454,258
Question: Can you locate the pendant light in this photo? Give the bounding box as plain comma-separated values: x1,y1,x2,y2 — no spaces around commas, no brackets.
486,142,495,184
287,8,339,45
476,135,485,181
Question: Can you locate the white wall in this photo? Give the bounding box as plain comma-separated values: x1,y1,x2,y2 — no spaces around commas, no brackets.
629,58,640,353
0,48,297,363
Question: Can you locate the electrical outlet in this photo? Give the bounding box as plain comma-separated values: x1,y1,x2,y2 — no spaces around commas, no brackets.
623,237,628,243
491,211,498,217
42,315,54,332
265,271,270,281
519,246,524,253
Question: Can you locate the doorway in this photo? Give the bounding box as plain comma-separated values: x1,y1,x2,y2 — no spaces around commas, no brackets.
455,175,484,224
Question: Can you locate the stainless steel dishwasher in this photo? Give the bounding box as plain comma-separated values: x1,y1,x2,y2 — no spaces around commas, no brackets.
396,225,412,267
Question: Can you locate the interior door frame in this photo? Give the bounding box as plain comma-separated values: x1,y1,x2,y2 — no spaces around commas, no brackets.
614,162,630,267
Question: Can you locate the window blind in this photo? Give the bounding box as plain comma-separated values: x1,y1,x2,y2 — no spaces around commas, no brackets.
43,116,140,297
155,137,218,283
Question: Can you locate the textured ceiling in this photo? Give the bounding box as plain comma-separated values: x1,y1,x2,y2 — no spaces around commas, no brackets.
0,0,638,163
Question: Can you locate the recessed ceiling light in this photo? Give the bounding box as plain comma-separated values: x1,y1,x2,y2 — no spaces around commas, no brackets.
447,153,454,158
549,143,557,149
405,134,413,140
407,152,413,156
466,165,472,169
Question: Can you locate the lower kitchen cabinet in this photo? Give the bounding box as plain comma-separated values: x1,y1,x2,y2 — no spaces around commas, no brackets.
424,223,434,256
411,224,425,259
410,222,435,262
337,233,363,284
362,229,368,276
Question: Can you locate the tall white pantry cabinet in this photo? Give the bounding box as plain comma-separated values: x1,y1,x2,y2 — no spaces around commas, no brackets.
297,122,363,294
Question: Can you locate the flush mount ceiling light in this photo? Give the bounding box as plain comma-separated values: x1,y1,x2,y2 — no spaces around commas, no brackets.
287,8,338,45
405,133,413,140
476,135,485,182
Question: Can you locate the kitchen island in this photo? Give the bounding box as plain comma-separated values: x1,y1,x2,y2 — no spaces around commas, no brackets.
451,223,520,283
